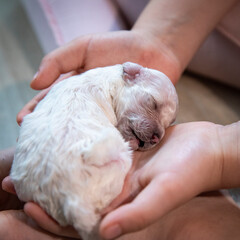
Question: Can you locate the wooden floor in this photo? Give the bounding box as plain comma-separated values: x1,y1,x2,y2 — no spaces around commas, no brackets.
0,1,239,199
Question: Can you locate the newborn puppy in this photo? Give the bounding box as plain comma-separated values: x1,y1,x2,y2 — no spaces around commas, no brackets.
116,62,178,150
10,62,178,240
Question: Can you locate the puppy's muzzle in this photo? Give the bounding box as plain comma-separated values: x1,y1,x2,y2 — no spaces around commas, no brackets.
117,116,162,151
130,125,162,151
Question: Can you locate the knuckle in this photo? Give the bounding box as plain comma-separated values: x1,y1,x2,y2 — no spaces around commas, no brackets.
41,53,54,65
41,50,59,67
124,208,150,233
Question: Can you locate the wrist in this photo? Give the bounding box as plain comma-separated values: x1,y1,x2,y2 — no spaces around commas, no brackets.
131,28,182,84
132,0,239,79
216,122,240,189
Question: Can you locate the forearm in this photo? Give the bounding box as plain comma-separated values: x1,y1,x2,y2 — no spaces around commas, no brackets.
133,0,238,76
217,121,240,188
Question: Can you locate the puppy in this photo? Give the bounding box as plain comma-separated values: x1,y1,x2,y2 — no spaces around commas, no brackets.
10,62,178,239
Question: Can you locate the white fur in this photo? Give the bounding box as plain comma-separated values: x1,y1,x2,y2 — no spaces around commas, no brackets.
10,63,178,239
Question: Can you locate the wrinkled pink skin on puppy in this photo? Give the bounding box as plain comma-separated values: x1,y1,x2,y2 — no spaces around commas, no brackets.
123,62,142,83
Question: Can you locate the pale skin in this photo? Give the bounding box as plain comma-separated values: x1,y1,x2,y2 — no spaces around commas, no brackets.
2,0,240,239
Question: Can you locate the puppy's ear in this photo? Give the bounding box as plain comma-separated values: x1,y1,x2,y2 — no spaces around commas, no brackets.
122,62,142,83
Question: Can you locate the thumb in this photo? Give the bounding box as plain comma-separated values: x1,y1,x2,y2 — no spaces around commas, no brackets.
24,202,79,238
31,35,91,90
99,174,193,239
16,88,49,125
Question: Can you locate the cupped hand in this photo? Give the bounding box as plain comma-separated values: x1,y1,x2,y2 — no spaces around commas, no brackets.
99,121,223,239
3,122,224,239
17,30,181,125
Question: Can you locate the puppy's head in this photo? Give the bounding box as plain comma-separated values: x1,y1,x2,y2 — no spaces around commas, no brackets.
115,62,178,151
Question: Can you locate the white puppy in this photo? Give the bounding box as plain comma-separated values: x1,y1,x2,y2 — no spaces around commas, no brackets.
10,62,178,239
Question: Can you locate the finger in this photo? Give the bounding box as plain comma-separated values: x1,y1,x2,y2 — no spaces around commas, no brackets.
24,202,80,238
16,88,50,125
0,148,15,177
100,174,193,239
2,176,16,194
31,36,91,90
17,71,78,126
0,210,71,240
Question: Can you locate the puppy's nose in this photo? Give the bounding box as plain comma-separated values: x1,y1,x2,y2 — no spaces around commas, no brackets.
123,62,142,82
150,133,160,145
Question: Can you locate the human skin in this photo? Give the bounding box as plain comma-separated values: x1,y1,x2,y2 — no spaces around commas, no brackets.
29,0,239,89
100,121,240,239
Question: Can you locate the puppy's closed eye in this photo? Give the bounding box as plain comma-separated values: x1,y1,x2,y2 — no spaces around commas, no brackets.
141,94,158,111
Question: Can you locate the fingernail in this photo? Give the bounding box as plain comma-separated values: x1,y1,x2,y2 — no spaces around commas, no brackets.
103,224,122,239
33,71,39,80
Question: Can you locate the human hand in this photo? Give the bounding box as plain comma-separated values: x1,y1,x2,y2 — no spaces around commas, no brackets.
17,30,181,124
0,149,78,240
16,72,77,125
99,121,226,239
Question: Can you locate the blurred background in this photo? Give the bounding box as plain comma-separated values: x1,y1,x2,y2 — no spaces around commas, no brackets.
0,0,43,149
